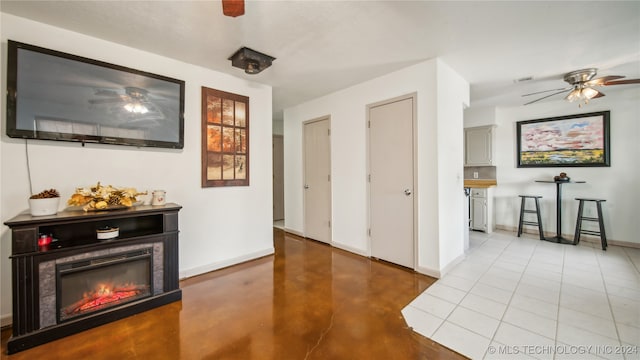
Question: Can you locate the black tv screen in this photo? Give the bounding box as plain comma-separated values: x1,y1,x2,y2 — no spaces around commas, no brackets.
6,40,185,149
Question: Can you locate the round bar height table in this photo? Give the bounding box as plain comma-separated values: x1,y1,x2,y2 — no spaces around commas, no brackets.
535,180,586,244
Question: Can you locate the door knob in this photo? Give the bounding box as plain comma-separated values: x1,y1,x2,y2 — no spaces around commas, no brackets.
404,189,412,196
304,184,310,189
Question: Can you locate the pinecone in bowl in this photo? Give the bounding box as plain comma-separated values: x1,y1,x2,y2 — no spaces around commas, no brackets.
29,189,60,199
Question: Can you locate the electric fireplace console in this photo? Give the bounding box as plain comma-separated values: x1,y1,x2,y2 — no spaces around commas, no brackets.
4,203,182,354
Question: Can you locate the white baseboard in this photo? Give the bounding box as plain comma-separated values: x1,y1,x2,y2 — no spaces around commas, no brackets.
1,313,12,328
283,228,304,237
576,236,640,248
179,247,275,280
439,253,466,277
415,252,465,280
415,266,440,279
331,241,369,257
495,225,640,248
282,228,369,257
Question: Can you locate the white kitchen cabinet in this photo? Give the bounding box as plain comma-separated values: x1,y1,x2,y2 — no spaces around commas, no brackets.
464,126,495,166
470,187,493,233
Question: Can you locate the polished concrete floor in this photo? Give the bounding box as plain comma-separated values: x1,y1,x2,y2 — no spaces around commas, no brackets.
1,229,464,359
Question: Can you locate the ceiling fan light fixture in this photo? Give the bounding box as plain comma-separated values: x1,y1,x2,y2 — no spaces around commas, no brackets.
565,85,599,107
565,88,580,102
228,47,276,75
581,87,599,99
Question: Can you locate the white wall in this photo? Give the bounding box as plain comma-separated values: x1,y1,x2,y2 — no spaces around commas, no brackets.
464,105,497,127
0,14,274,323
284,59,469,276
489,87,640,245
435,63,470,270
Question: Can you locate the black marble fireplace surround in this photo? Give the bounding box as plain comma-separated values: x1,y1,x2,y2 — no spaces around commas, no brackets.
4,203,182,354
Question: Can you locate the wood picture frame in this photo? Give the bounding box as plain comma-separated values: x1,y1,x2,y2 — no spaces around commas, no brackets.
201,87,249,187
516,111,610,167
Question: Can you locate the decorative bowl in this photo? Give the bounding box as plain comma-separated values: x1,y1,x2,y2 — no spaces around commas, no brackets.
29,197,60,216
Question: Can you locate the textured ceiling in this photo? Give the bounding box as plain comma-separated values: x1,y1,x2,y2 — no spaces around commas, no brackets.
2,1,639,120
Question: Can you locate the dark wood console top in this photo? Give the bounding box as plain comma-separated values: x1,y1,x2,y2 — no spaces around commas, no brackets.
5,203,182,227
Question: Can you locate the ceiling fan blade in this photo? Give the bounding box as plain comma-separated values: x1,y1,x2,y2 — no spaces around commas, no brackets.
522,87,571,97
524,89,571,105
585,75,625,86
222,0,244,17
592,90,605,99
603,79,640,85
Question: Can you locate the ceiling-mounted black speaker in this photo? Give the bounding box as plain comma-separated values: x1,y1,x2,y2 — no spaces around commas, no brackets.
228,47,276,75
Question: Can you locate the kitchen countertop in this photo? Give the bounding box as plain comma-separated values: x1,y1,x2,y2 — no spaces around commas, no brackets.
464,179,497,188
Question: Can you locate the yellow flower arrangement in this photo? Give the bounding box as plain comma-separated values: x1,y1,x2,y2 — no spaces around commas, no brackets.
67,182,147,211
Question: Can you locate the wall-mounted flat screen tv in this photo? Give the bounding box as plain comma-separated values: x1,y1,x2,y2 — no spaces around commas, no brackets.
6,40,185,149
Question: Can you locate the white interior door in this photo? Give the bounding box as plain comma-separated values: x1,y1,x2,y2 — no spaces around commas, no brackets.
369,97,414,268
304,118,331,243
273,135,285,221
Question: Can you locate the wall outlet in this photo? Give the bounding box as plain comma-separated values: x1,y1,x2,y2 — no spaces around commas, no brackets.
473,172,479,179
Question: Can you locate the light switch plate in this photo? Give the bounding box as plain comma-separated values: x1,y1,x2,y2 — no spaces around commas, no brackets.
473,172,479,179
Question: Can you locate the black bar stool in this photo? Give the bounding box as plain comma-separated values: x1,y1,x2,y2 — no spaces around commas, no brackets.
517,195,544,240
574,198,607,250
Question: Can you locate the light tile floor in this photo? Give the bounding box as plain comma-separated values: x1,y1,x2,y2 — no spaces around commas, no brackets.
403,230,640,360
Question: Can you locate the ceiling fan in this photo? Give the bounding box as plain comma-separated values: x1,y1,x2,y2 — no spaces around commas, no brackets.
523,68,640,106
